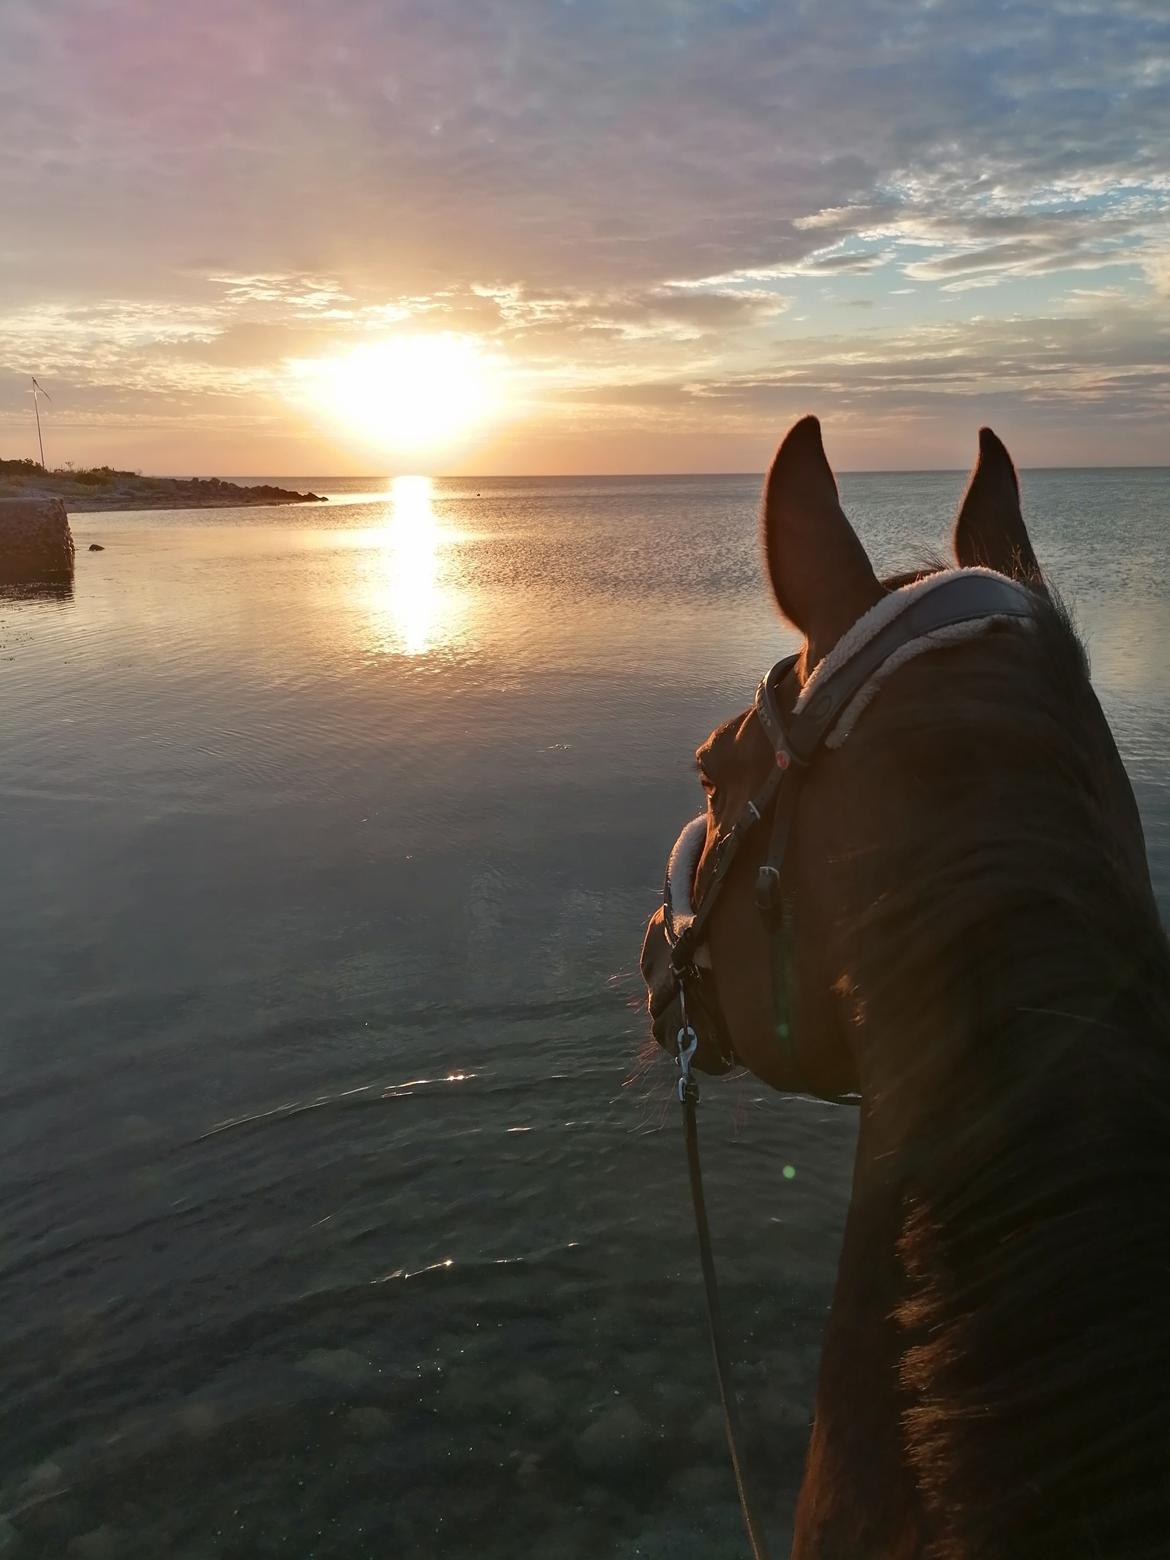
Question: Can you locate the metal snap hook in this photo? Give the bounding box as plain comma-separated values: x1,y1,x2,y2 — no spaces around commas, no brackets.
676,992,700,1101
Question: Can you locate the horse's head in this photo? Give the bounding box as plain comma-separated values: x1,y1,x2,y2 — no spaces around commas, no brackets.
640,414,1067,1098
642,416,1169,1555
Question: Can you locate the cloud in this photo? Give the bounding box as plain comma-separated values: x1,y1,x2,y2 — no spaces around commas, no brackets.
0,0,1167,464
803,253,887,275
4,0,1166,293
1143,248,1170,295
691,303,1170,429
543,296,1170,445
472,283,789,345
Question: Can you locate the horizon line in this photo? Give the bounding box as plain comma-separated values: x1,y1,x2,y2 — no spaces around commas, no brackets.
203,463,1170,481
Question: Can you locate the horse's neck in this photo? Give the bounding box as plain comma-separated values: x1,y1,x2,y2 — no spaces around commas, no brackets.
791,1107,923,1560
793,980,1170,1560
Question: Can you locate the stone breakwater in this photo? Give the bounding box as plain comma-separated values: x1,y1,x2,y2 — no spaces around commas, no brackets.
0,470,327,512
0,497,75,581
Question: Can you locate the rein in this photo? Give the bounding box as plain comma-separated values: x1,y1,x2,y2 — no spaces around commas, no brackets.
657,571,1036,1558
676,1011,776,1560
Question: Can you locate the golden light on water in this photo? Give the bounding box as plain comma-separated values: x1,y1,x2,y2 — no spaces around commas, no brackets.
288,334,504,455
365,474,459,656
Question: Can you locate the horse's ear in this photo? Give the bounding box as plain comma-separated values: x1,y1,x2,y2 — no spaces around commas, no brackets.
762,415,883,667
953,427,1045,590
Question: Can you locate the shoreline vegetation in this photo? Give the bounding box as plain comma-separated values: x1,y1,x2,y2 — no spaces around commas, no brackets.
0,457,326,512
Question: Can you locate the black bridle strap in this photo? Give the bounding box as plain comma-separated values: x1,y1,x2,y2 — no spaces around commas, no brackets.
683,1078,773,1560
665,763,785,973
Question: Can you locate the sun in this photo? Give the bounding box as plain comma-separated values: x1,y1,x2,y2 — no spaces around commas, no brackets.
289,334,504,456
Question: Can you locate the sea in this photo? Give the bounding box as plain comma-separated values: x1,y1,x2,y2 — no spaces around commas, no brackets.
2,470,1168,1559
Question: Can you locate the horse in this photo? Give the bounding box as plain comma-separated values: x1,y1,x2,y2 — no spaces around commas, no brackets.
640,417,1170,1559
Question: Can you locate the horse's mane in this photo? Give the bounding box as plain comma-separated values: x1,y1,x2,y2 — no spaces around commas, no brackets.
845,596,1170,1559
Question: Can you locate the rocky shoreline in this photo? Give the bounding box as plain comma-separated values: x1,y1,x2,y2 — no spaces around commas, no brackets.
0,467,326,513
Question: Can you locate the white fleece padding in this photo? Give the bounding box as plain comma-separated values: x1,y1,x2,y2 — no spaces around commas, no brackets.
666,813,708,928
793,566,1030,749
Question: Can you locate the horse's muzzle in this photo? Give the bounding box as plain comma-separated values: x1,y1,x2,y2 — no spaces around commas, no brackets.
639,906,735,1075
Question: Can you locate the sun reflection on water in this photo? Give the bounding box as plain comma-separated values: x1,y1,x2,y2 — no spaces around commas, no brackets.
367,474,460,656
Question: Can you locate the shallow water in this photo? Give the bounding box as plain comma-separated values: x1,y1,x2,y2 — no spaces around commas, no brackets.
2,469,1168,1558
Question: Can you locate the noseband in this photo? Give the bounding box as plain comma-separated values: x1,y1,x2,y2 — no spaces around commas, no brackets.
655,569,1036,1093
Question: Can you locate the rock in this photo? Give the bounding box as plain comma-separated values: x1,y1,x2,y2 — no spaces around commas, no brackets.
25,1461,64,1493
613,1513,746,1559
0,498,74,582
296,1347,376,1390
343,1406,392,1442
692,1402,729,1452
511,1449,542,1481
117,1113,156,1143
68,1528,121,1560
508,1371,560,1431
435,1363,489,1417
176,1399,220,1439
668,1462,734,1506
0,1515,20,1555
87,543,104,552
618,1349,664,1380
575,1400,648,1480
538,1518,598,1558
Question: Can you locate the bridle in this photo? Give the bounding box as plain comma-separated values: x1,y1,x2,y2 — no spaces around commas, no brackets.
645,570,1036,1560
654,644,804,1082
653,569,1037,1092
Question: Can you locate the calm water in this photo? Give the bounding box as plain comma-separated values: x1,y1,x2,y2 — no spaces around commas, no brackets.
2,470,1168,1559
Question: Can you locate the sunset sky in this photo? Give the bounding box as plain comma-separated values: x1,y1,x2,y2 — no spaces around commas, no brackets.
2,0,1167,475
